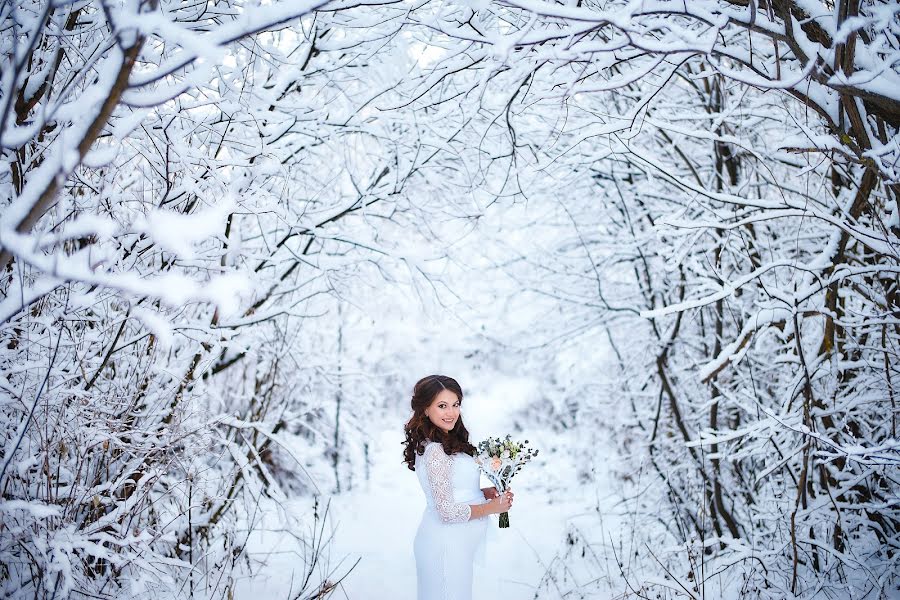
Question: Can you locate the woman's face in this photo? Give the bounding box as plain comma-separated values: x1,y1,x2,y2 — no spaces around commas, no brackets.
425,389,461,433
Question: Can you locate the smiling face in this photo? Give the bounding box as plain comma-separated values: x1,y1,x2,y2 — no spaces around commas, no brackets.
425,389,461,433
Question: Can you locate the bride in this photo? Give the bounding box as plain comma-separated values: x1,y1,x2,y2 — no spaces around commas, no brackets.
402,375,515,600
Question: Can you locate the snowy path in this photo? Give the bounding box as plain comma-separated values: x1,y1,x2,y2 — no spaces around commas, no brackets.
237,378,615,599
323,427,574,600
236,424,605,600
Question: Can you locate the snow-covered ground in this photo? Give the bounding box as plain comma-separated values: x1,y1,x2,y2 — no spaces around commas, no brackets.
235,378,620,599
323,427,582,599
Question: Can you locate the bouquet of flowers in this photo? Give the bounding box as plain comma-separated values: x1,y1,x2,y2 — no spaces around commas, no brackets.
474,435,538,528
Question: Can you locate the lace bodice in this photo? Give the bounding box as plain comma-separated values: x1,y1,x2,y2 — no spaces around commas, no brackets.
415,440,483,524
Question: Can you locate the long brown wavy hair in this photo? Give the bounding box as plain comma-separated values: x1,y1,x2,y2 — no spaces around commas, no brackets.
402,374,476,471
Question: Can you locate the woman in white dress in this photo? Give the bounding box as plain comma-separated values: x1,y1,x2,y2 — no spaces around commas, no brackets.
402,375,515,600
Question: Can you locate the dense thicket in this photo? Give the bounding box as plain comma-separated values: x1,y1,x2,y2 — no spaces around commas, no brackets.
401,0,899,596
0,1,443,597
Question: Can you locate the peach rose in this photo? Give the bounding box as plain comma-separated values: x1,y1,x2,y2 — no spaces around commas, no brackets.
490,457,502,471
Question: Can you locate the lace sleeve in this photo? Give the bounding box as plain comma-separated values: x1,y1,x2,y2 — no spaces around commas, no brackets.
423,442,472,524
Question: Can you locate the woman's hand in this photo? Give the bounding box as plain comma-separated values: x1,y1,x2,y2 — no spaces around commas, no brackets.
481,486,499,500
490,488,514,514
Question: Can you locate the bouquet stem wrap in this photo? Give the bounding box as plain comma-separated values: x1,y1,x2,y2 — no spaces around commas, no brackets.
499,510,510,528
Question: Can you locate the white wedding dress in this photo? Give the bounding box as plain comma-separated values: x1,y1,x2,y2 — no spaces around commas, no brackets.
413,440,490,600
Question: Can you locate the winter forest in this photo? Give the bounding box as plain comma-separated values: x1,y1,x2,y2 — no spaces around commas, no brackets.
1,0,898,598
